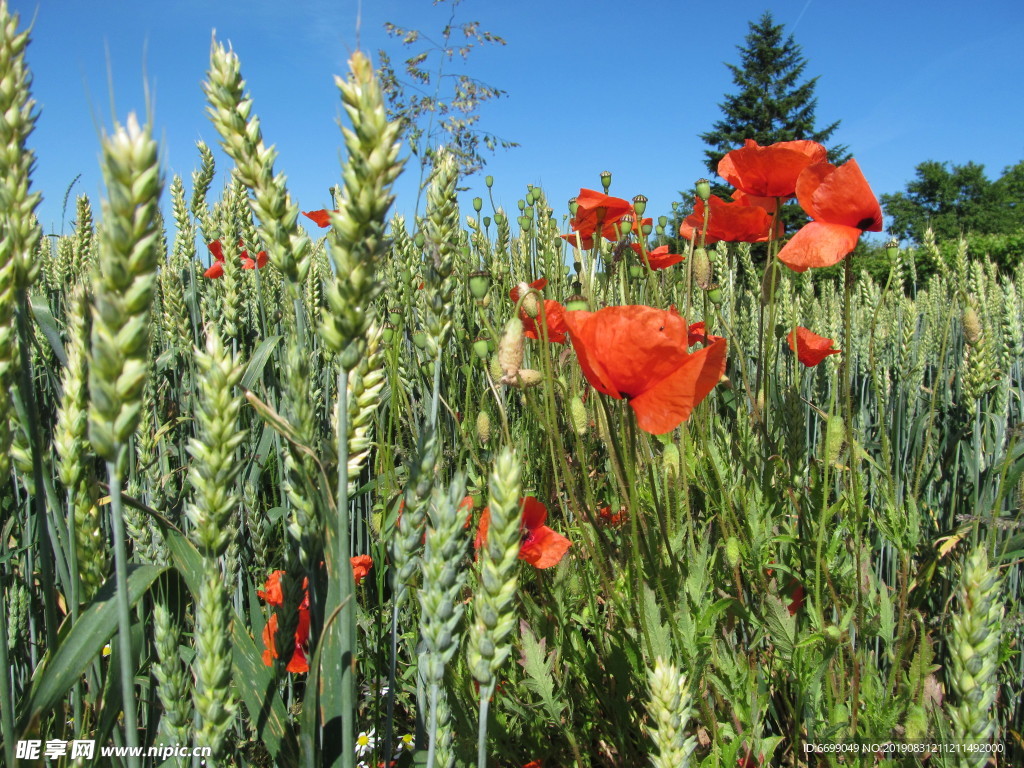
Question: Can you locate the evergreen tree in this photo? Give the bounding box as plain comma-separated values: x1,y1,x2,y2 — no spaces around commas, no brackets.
701,12,845,177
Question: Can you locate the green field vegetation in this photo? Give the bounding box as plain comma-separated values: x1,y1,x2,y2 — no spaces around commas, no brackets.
1,4,1022,767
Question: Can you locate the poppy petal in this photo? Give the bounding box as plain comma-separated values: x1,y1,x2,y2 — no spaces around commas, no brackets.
564,310,623,399
519,526,572,569
203,262,224,279
207,240,225,262
797,160,883,231
520,496,548,530
628,335,727,434
302,209,333,228
777,221,863,272
718,139,828,198
787,327,841,366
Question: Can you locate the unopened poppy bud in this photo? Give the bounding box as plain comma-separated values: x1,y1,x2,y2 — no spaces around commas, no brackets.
658,215,668,228
488,353,503,380
412,331,427,349
565,294,588,312
476,410,491,444
708,287,724,305
468,270,491,299
382,324,395,343
518,215,531,230
568,197,579,217
517,281,540,318
483,216,491,228
695,178,711,202
725,537,741,569
472,337,490,360
414,232,426,249
824,414,845,467
517,199,526,211
498,317,525,380
629,265,643,279
963,306,982,346
507,368,543,388
388,310,402,326
569,395,587,436
693,247,712,290
662,443,680,479
472,196,483,213
632,194,648,217
600,171,612,191
823,625,843,644
485,175,494,188
885,239,899,259
655,225,665,236
493,212,505,225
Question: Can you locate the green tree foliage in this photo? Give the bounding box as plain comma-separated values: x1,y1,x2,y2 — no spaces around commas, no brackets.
700,11,845,178
376,0,517,183
882,160,1024,270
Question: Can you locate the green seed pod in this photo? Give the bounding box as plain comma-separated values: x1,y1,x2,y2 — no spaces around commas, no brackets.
472,337,490,360
472,196,483,212
485,175,493,188
600,171,612,191
468,269,491,299
566,294,588,312
629,265,643,279
823,625,843,644
708,287,724,305
695,178,711,202
725,537,741,569
632,194,648,217
412,330,428,349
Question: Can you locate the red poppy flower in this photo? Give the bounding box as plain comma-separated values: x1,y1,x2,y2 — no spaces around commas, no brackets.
509,278,568,344
560,231,594,250
629,244,683,271
597,505,626,527
523,762,543,768
570,188,633,241
686,321,723,347
777,159,883,272
787,582,805,616
679,196,780,245
787,327,841,367
350,554,373,585
718,139,828,198
474,496,571,569
564,305,727,434
240,249,269,269
258,570,311,674
302,209,336,228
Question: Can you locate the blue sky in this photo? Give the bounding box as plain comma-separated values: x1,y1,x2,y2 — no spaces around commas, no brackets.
13,0,1024,244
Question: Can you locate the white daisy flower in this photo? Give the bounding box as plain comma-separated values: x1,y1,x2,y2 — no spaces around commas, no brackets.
354,728,376,758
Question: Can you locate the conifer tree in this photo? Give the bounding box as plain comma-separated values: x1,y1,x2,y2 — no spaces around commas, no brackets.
701,12,845,177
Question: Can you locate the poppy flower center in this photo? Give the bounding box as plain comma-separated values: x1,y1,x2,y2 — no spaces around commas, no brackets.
856,216,879,231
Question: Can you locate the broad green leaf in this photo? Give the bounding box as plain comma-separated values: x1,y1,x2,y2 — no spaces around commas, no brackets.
30,294,68,368
17,564,165,734
240,334,284,390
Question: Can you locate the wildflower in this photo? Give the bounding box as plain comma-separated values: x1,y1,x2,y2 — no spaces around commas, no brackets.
787,327,841,367
350,554,373,586
509,279,568,344
777,159,883,271
474,496,571,569
302,209,336,228
203,238,269,277
686,321,723,347
787,583,805,616
717,139,827,198
565,305,727,434
679,195,780,244
629,244,683,271
258,570,311,674
598,505,626,527
354,728,376,758
570,188,633,241
398,733,415,752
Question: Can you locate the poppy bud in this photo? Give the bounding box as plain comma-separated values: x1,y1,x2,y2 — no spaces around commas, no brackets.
476,410,491,444
658,215,668,228
695,178,711,202
517,199,526,212
388,310,402,326
600,171,612,191
655,225,665,236
493,212,505,225
708,287,724,305
569,396,587,436
632,194,648,217
498,317,525,381
885,239,899,260
823,625,843,644
565,295,588,312
824,414,845,467
472,337,490,360
963,306,982,346
662,443,680,479
483,216,491,228
485,175,494,188
382,324,395,344
412,331,427,350
414,232,426,249
518,216,531,230
641,221,653,236
517,281,540,318
468,270,491,299
573,260,582,273
568,197,579,217
472,196,483,213
725,537,741,569
507,368,543,388
693,248,712,290
629,265,643,279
